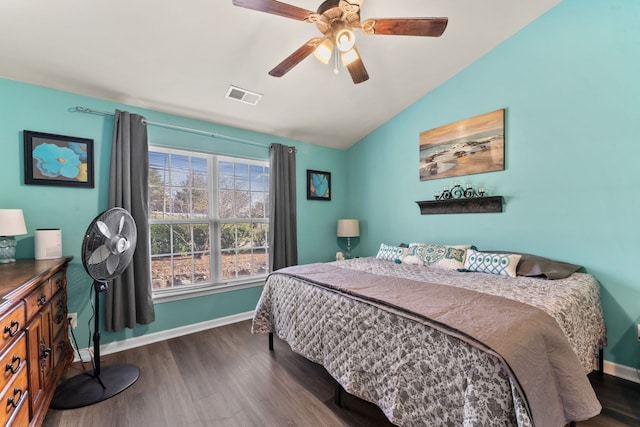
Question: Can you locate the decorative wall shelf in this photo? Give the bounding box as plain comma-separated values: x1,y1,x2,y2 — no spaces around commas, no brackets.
416,196,503,215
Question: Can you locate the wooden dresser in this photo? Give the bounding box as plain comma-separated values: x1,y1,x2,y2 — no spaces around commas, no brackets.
0,258,73,427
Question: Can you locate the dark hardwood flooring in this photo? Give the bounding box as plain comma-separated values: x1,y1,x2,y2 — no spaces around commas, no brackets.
44,320,640,427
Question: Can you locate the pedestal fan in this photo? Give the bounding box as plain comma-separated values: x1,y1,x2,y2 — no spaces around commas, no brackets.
51,207,140,409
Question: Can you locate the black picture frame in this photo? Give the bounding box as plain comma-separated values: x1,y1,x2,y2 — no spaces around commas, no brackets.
307,169,331,201
24,130,95,188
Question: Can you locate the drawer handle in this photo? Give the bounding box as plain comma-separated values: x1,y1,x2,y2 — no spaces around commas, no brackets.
37,295,47,306
42,347,51,359
57,298,65,309
5,356,21,375
56,278,64,289
56,313,65,324
6,387,23,409
3,320,20,337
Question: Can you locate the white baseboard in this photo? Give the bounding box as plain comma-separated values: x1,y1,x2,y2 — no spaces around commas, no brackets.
603,360,640,384
73,310,254,362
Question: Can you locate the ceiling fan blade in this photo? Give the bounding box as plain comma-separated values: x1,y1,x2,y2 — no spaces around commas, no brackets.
269,38,322,77
232,0,314,21
361,18,448,37
346,48,369,84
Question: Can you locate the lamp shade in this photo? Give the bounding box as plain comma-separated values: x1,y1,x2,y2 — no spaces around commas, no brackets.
313,38,334,64
0,209,27,236
337,219,360,237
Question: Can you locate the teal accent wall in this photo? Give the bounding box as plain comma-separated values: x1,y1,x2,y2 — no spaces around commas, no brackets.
347,0,640,369
0,78,347,346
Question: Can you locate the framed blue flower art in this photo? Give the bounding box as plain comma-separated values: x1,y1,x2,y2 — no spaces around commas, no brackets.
307,169,331,201
24,130,95,188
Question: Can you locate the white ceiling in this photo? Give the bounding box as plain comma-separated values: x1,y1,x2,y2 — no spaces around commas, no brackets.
0,0,561,149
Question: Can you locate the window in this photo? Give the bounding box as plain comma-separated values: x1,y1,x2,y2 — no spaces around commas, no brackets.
148,146,269,297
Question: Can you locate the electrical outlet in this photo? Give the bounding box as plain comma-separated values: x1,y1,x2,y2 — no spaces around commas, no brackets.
68,312,78,329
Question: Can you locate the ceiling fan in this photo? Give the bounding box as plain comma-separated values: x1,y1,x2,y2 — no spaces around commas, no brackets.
232,0,448,84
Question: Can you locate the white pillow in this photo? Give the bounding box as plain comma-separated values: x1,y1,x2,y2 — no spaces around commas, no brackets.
464,249,521,277
376,243,407,262
403,243,471,270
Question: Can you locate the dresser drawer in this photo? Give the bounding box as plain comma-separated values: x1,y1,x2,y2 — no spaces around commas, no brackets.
0,363,28,426
0,304,25,354
51,271,65,295
52,329,68,371
50,291,67,340
0,333,26,393
23,281,52,323
6,389,29,427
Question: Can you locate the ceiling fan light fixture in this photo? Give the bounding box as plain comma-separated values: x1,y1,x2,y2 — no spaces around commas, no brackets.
340,47,359,66
335,28,355,52
313,38,334,64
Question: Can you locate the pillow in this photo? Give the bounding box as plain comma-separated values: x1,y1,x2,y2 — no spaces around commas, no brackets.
486,251,582,280
399,246,423,265
376,243,407,262
403,243,471,270
463,249,521,278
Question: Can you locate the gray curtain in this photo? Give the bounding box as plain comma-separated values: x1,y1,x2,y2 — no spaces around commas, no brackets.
106,110,156,331
269,143,298,271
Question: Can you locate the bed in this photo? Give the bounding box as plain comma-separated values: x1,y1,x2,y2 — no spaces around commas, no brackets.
252,245,607,427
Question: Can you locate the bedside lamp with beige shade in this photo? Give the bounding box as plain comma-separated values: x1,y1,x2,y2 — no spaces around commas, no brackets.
337,219,359,259
0,209,27,263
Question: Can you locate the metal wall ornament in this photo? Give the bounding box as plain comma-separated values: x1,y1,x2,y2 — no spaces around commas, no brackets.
434,182,485,200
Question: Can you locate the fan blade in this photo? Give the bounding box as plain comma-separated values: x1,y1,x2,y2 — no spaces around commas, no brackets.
118,214,125,234
360,18,448,37
232,0,313,21
96,220,112,239
269,38,322,77
346,47,369,84
87,245,110,265
106,253,120,275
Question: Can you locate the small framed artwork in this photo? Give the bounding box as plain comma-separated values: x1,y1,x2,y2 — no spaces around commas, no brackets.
307,169,331,200
24,130,95,188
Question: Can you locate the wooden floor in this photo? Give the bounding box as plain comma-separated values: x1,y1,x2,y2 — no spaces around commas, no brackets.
44,320,640,427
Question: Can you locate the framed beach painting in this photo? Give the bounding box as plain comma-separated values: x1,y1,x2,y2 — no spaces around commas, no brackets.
24,130,95,188
307,169,331,200
419,109,505,181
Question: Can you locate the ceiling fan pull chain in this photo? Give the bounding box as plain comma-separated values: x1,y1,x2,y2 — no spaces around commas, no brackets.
333,47,339,75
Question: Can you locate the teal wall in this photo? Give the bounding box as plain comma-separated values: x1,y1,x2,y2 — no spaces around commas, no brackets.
347,0,640,369
0,78,347,346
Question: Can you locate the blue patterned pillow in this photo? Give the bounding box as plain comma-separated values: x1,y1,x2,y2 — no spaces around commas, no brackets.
464,249,521,277
376,243,407,262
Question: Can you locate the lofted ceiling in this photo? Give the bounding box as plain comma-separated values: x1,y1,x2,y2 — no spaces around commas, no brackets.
0,0,561,149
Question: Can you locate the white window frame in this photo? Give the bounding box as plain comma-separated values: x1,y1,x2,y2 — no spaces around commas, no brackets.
148,145,269,303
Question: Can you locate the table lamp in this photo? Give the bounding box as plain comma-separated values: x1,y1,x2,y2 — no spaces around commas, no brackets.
0,209,27,263
337,219,359,259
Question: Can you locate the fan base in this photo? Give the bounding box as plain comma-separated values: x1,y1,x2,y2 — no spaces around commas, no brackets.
50,364,140,409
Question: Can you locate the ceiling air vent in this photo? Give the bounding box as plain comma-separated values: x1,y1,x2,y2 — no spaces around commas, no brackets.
225,85,262,106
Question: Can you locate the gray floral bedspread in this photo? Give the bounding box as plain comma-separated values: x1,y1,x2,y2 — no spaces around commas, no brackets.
252,258,607,427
